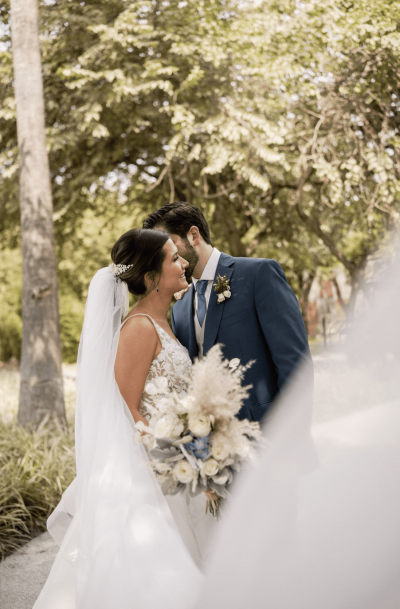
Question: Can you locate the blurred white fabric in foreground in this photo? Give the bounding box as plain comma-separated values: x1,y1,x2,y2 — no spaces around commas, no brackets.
196,246,400,609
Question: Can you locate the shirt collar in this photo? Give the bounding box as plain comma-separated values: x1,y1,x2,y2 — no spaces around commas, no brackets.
192,248,221,286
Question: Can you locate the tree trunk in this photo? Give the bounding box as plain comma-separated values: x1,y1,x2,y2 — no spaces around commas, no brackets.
11,0,66,428
298,271,315,336
333,271,362,321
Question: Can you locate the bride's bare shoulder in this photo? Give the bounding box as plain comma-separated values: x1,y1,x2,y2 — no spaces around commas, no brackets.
117,314,159,363
121,313,156,337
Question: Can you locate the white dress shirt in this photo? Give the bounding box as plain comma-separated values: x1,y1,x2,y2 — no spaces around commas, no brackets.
192,248,221,358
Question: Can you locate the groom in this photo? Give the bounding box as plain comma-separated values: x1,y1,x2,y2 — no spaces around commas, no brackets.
143,201,314,428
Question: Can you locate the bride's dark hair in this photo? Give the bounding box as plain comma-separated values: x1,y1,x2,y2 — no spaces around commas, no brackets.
111,228,169,295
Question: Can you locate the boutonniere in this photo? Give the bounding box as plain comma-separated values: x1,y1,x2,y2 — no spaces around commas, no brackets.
213,274,231,304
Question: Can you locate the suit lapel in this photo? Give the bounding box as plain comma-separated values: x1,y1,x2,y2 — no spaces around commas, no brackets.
203,253,235,356
179,284,198,360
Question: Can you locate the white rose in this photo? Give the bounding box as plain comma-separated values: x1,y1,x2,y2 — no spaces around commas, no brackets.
176,395,196,414
217,293,225,303
155,415,184,439
173,460,196,484
223,290,231,298
211,437,230,461
188,414,212,437
154,416,175,439
203,458,220,477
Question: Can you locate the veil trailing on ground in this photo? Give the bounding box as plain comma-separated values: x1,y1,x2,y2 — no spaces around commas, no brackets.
34,268,202,609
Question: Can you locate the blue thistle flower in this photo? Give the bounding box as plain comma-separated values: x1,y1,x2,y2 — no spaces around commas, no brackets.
186,434,211,460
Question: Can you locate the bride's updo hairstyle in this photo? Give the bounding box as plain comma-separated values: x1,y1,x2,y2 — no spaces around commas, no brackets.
111,228,169,295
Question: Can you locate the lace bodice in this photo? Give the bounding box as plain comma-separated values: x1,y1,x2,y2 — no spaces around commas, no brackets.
120,314,192,420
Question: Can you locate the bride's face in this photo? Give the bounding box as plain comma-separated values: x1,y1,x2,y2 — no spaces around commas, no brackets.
159,238,189,294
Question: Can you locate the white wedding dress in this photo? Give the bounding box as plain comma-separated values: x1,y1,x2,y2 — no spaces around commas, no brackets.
120,313,217,567
33,269,211,609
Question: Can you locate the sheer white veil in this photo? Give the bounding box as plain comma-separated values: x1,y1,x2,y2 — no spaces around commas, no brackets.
33,248,400,609
195,244,400,609
34,268,202,609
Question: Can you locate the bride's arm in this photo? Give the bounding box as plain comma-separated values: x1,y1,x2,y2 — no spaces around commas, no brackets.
115,316,161,427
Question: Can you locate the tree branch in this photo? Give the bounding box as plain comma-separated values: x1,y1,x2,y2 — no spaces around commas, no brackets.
145,165,168,193
332,275,347,313
187,176,242,199
168,168,175,204
295,166,356,274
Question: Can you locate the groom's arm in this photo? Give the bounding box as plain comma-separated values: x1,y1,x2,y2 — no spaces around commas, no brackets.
255,259,312,393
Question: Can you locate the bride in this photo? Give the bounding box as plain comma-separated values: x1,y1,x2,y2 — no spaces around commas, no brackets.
33,228,215,609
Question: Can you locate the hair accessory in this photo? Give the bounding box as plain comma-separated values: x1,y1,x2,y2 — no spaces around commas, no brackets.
109,263,134,277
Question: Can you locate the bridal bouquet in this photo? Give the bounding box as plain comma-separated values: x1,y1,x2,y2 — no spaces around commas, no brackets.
135,345,261,517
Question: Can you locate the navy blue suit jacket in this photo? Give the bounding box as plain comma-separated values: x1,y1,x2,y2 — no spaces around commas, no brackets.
171,253,313,424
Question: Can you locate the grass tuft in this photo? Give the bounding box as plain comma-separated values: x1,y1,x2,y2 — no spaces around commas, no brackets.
0,420,75,559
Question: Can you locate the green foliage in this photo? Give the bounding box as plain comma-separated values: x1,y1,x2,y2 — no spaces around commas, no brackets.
1,0,400,336
58,293,85,363
233,0,400,280
0,419,75,558
0,310,21,361
56,202,145,362
0,202,144,362
0,249,22,361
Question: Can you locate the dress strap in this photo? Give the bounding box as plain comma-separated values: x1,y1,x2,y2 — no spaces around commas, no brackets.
120,313,163,344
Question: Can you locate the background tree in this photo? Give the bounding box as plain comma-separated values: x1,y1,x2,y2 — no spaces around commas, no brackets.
1,0,400,365
10,0,65,427
200,0,400,314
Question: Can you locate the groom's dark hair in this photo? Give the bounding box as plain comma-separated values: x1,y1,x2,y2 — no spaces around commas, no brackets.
143,202,212,245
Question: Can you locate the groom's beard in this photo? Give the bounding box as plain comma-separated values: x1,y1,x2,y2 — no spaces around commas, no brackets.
181,240,199,282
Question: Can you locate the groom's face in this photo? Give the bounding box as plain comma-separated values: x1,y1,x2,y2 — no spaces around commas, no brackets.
165,233,199,281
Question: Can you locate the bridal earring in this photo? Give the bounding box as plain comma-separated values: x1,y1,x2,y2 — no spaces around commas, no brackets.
156,282,159,293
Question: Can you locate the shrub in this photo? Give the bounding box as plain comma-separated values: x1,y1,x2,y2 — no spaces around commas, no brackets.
0,310,22,362
0,420,75,559
0,249,22,363
0,248,85,364
59,293,85,364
